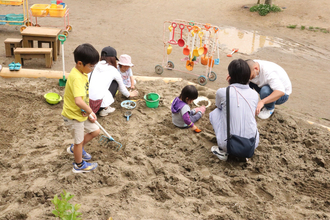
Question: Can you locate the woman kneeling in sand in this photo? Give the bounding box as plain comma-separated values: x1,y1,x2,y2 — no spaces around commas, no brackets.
88,46,138,116
210,59,259,161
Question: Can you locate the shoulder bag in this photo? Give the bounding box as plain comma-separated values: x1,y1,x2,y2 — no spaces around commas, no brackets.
226,86,257,158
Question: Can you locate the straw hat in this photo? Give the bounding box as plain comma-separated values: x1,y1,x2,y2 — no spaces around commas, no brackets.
118,54,134,67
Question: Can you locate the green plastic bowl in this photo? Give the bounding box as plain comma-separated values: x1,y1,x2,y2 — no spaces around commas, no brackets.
44,92,62,105
144,93,160,108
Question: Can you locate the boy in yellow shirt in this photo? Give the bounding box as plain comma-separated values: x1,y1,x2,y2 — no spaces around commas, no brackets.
62,43,100,173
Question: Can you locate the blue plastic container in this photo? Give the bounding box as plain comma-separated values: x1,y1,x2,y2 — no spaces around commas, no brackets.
6,13,24,25
59,2,65,8
0,15,6,25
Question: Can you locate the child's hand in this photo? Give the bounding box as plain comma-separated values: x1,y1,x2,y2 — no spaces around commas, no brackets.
194,128,202,133
88,112,97,123
131,85,135,89
191,125,201,133
82,111,88,117
195,106,206,115
199,105,206,114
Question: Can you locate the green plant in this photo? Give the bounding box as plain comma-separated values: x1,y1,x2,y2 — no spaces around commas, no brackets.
52,190,82,220
250,4,281,16
309,26,314,30
287,25,297,29
301,26,305,30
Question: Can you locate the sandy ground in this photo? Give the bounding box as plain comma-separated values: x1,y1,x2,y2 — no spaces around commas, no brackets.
1,0,330,219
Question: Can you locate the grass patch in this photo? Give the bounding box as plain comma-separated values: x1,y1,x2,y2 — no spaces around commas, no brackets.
287,25,329,33
287,25,297,29
250,4,282,16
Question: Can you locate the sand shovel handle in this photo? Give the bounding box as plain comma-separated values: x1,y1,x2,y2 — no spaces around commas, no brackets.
88,114,113,140
58,34,66,44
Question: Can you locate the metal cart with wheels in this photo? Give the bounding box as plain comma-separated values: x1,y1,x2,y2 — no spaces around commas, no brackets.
0,0,30,31
28,4,72,37
155,19,219,86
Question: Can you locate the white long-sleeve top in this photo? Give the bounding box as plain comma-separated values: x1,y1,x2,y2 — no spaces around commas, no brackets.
209,84,259,152
251,60,292,95
88,60,130,108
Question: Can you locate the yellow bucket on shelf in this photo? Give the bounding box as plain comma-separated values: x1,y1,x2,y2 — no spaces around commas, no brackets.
49,5,67,17
30,4,50,17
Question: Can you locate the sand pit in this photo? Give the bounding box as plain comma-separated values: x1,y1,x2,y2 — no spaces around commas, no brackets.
0,76,329,219
1,0,330,219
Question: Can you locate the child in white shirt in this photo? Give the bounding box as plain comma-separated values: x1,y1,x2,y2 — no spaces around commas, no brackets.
117,54,136,89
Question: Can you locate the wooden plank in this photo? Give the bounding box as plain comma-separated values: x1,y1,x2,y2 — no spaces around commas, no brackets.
14,48,52,54
20,27,61,37
0,67,67,79
4,38,22,43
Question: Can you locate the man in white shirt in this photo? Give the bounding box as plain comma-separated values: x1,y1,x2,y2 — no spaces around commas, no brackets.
246,59,292,119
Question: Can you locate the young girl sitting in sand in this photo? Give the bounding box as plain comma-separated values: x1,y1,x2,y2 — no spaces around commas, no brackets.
117,54,136,89
171,85,206,133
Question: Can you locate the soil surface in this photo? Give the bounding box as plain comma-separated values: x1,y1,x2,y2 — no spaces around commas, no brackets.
0,0,330,219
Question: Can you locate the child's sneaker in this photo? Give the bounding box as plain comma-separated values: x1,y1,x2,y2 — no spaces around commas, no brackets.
67,144,92,161
99,107,115,117
258,108,274,119
211,146,228,161
72,160,98,173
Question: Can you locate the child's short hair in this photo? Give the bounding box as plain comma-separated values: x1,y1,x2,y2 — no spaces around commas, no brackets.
228,59,251,85
73,43,99,66
179,85,198,103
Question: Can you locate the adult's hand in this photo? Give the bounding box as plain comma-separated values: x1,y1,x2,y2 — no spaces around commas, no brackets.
255,100,264,116
129,90,139,97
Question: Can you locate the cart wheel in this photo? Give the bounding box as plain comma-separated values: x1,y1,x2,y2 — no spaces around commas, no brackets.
208,71,217,81
25,21,32,26
155,65,164,75
20,25,27,33
198,75,207,86
62,30,69,37
167,61,174,70
35,24,40,27
66,25,73,32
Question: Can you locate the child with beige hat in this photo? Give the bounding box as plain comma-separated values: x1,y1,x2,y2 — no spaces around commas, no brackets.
117,54,136,89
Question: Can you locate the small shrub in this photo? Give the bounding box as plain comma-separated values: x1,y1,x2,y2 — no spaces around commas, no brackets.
301,26,305,30
270,5,281,12
52,190,82,220
309,26,314,30
287,25,297,29
250,4,281,16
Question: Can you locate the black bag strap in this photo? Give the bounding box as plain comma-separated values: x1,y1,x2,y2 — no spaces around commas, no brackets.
226,86,231,146
88,70,94,83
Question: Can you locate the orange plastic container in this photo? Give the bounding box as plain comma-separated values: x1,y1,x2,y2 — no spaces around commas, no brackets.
0,0,23,5
49,5,67,17
30,4,50,17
